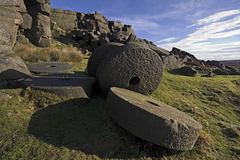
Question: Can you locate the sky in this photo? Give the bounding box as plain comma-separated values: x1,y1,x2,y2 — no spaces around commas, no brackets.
51,0,240,61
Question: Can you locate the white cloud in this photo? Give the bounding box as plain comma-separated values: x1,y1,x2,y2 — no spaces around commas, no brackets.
160,10,240,60
156,37,177,43
197,9,240,25
187,9,240,28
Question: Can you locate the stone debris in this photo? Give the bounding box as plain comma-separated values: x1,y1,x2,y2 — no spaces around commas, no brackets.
104,87,202,151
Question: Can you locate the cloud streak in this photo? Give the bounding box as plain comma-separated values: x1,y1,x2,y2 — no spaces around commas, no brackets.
160,10,240,60
156,37,177,43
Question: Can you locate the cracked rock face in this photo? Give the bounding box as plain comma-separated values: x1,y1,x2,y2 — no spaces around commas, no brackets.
97,43,163,95
0,0,28,46
24,0,51,47
105,87,202,151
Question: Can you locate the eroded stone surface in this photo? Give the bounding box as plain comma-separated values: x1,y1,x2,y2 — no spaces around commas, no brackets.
22,73,96,98
104,87,202,151
87,42,123,77
97,43,163,95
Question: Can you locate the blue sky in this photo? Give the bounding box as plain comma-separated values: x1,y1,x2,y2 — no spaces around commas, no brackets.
51,0,240,60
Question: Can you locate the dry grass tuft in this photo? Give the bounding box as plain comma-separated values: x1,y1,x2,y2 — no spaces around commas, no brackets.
13,44,83,64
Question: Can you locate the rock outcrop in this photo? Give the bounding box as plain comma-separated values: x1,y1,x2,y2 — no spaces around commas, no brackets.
0,0,30,46
24,0,51,47
50,8,155,53
169,47,240,76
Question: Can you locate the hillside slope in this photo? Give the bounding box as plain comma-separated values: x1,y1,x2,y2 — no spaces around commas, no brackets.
0,54,239,159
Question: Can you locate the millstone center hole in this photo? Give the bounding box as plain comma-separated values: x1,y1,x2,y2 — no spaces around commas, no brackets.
146,100,160,106
47,65,56,68
129,77,140,86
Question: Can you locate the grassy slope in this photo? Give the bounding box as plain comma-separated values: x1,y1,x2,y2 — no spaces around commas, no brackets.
1,46,240,159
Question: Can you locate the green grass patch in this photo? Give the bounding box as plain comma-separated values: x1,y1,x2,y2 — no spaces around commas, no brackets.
0,54,240,159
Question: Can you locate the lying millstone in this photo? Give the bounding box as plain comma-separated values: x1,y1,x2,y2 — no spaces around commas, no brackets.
87,42,123,77
97,43,163,95
22,73,96,98
28,62,74,74
105,87,202,151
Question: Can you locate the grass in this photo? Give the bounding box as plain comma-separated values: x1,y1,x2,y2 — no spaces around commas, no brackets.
13,43,83,64
1,44,240,159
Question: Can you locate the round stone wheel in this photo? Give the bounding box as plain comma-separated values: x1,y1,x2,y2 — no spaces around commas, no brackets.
97,43,163,95
28,62,74,74
22,73,96,98
105,87,202,151
87,42,123,77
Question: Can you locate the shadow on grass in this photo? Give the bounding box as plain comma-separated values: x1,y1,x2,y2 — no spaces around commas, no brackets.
28,98,181,159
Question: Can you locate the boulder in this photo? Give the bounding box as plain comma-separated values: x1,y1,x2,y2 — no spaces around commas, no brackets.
147,45,170,57
87,42,123,77
50,8,77,30
0,45,32,80
170,66,198,77
108,21,123,32
0,92,9,98
21,13,32,29
105,87,202,151
97,43,163,95
109,31,132,43
162,55,182,70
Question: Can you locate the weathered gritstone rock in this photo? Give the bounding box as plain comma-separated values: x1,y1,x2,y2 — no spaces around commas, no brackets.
0,45,32,80
105,87,202,151
0,92,9,98
87,42,123,77
170,66,198,77
162,55,182,70
22,73,96,98
24,0,51,47
97,43,163,95
28,62,74,74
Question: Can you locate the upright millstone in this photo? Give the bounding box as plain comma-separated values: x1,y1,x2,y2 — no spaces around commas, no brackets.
97,43,163,95
105,87,202,151
87,42,123,77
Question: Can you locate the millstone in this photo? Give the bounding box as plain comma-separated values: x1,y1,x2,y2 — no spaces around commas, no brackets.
105,87,202,151
28,62,74,74
87,42,123,77
22,73,96,98
97,43,163,95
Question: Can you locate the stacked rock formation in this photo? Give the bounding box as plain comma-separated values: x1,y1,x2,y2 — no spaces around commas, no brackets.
24,0,51,47
50,9,155,53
